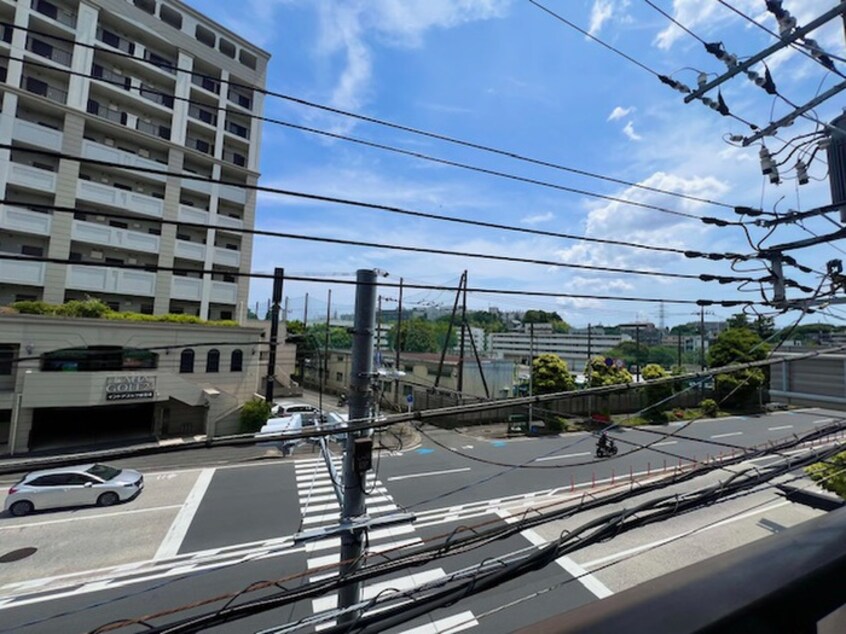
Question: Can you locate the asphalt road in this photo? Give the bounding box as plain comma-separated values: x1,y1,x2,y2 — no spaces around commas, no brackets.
0,407,841,633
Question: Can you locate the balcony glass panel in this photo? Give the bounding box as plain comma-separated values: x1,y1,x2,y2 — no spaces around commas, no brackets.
13,118,63,150
0,254,45,286
66,265,156,296
72,219,160,253
76,181,164,218
7,163,57,191
171,276,203,301
0,206,52,236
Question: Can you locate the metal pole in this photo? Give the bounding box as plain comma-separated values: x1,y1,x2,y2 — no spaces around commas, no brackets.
264,267,284,403
458,270,468,395
303,292,309,328
394,278,403,410
635,324,641,382
339,269,377,623
321,289,331,414
700,307,706,371
677,331,683,370
528,321,534,427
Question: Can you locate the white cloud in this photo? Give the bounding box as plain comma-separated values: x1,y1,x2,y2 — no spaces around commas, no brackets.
623,121,642,141
521,211,555,225
589,0,615,36
608,106,634,121
311,0,510,111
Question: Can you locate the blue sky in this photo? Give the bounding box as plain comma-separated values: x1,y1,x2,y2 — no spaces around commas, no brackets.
184,0,846,328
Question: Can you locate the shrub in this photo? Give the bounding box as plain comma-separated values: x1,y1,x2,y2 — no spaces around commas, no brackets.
55,299,112,318
700,398,719,418
239,399,271,434
11,300,58,315
806,451,846,499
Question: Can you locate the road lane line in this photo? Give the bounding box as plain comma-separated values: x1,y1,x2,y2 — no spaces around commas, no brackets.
768,425,793,431
813,418,835,425
535,452,591,462
154,468,215,560
402,611,479,634
0,504,182,531
711,432,743,439
502,512,613,599
387,467,470,482
653,441,678,447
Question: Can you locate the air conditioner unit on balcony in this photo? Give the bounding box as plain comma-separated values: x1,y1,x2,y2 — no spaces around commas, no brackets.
132,223,141,229
138,148,150,158
91,250,103,260
127,257,137,265
95,215,106,221
104,137,115,146
100,177,109,183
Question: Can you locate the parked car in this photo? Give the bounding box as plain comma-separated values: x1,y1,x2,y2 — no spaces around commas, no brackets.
256,412,350,445
4,464,144,517
270,400,320,417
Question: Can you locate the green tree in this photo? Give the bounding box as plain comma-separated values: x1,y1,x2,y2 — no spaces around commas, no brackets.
670,323,698,336
390,319,439,353
642,363,673,421
585,355,633,386
247,308,259,320
754,315,775,340
646,346,677,368
726,313,751,330
286,320,306,335
532,354,576,394
806,451,846,499
707,327,769,409
239,399,271,434
306,324,353,349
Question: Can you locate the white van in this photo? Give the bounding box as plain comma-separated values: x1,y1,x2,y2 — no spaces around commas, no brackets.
270,400,319,417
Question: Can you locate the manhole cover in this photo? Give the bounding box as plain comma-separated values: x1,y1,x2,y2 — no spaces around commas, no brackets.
0,547,37,563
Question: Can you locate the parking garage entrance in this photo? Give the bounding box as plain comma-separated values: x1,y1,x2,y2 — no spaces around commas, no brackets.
29,402,156,451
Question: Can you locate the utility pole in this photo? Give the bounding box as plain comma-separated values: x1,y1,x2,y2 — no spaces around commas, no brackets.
700,306,706,371
283,296,289,325
303,292,309,328
394,278,403,411
321,289,331,415
339,268,377,623
528,321,534,427
587,323,592,420
264,267,284,403
457,270,468,395
677,330,683,371
635,324,641,382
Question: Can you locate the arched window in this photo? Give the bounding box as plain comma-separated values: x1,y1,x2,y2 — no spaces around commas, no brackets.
206,349,220,373
179,349,194,373
230,349,243,372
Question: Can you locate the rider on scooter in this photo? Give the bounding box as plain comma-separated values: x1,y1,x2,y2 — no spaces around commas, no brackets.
597,431,609,452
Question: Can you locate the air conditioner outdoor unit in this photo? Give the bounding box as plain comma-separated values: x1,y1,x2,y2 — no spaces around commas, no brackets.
138,148,150,158
104,137,115,146
128,257,137,265
95,215,106,221
100,177,109,183
91,250,103,260
132,223,141,229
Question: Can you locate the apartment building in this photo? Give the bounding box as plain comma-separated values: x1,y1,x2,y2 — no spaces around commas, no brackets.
490,323,629,372
0,0,269,322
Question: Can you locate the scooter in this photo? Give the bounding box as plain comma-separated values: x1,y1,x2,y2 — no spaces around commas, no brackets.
595,441,618,459
337,394,348,407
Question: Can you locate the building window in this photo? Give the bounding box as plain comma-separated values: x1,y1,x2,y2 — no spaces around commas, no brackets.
206,349,220,373
0,345,15,375
219,38,236,58
220,310,233,320
41,347,158,372
21,245,44,257
179,349,194,373
195,24,216,48
335,372,343,382
159,5,182,29
230,349,243,372
239,50,257,70
133,0,156,15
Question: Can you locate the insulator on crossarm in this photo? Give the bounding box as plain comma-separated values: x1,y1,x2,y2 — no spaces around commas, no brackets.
796,160,809,185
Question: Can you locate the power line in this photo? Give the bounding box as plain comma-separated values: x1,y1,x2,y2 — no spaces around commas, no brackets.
0,21,740,212
642,0,706,45
0,196,752,284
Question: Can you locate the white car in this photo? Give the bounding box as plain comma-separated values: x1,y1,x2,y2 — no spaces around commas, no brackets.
270,400,319,418
5,464,144,517
256,412,349,444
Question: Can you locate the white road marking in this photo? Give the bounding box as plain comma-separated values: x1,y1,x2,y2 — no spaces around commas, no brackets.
580,500,791,569
0,504,183,531
401,611,479,634
387,467,471,482
653,441,678,447
813,418,835,425
311,568,447,612
711,432,743,439
154,468,216,560
768,425,793,431
535,452,591,462
502,512,613,599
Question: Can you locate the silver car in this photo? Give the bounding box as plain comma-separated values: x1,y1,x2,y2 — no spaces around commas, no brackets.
4,464,144,517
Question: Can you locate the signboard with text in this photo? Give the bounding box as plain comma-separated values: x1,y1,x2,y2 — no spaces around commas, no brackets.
104,375,156,402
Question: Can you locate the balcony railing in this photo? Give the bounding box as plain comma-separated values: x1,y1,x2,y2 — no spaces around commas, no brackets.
226,120,250,139
139,84,174,108
144,49,176,75
96,27,135,55
223,149,247,167
91,63,131,90
31,0,77,28
136,119,171,140
87,99,128,125
188,104,217,127
191,74,220,95
27,37,72,66
0,205,53,236
227,87,253,110
186,135,214,156
520,507,846,634
22,75,67,104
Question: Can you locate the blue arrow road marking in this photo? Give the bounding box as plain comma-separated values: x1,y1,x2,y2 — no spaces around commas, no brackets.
491,441,506,448
416,448,434,455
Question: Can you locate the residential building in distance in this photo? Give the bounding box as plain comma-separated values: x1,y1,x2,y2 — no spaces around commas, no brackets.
489,323,629,372
0,0,269,322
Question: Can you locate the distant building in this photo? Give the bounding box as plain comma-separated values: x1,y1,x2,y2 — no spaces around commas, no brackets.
619,323,663,346
489,323,628,372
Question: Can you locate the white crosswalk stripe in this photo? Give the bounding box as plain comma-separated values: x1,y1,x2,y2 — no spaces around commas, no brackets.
296,459,477,632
